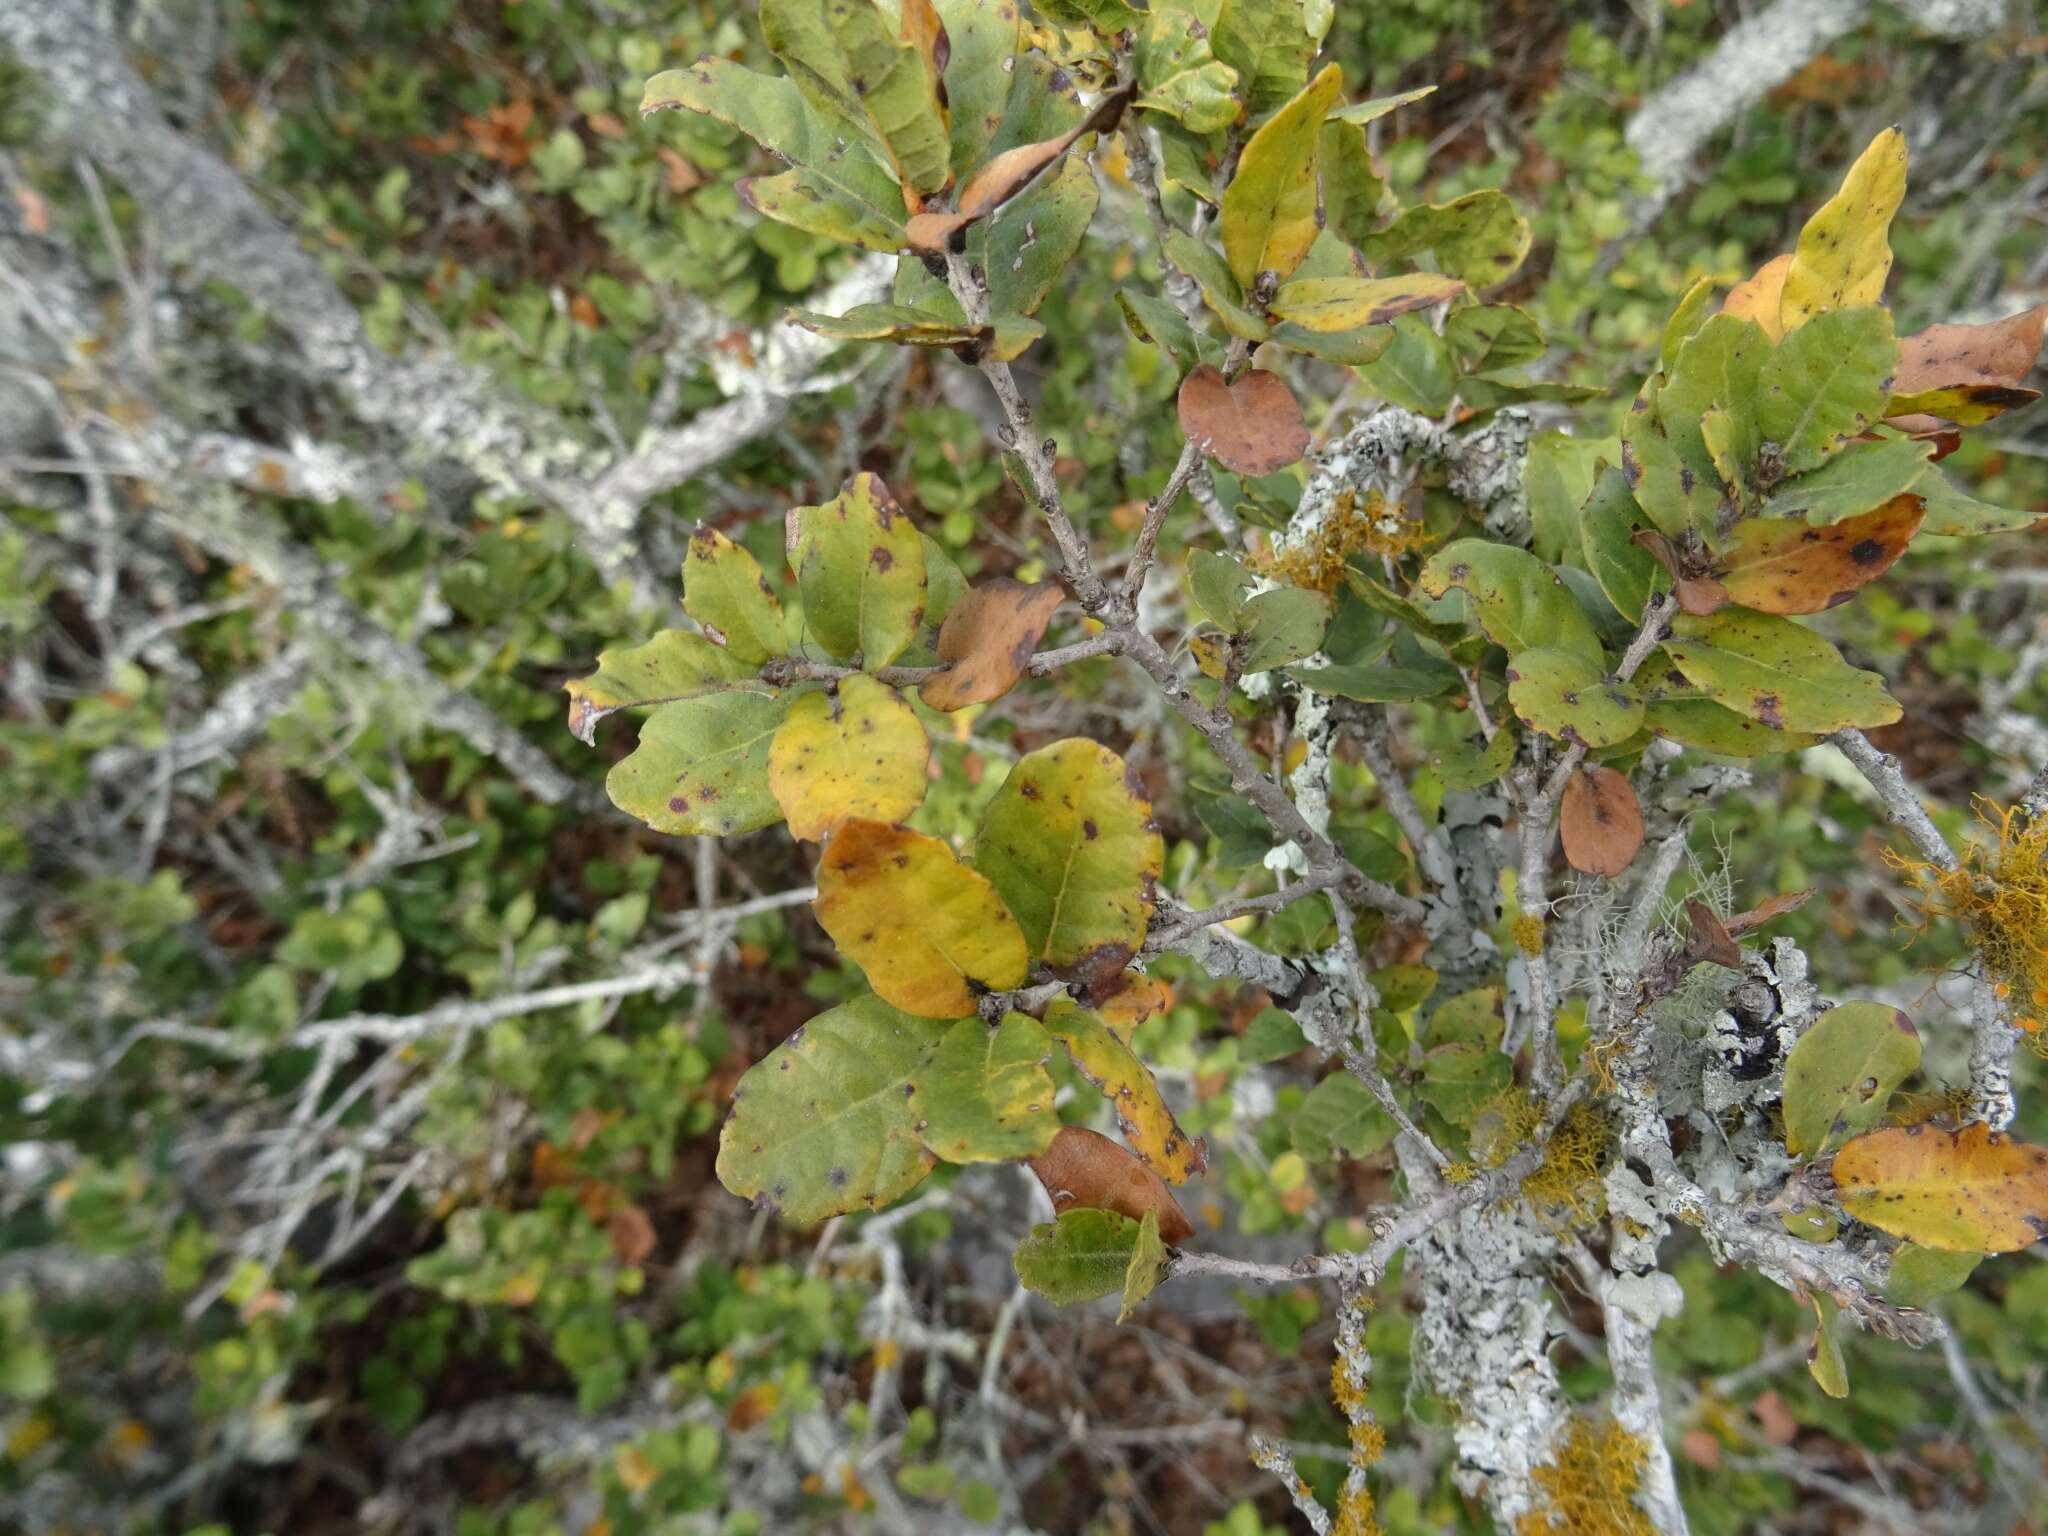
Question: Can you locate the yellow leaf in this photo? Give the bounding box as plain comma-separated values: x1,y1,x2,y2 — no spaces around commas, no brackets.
614,1445,659,1494
813,820,1029,1018
1780,127,1907,331
1832,1122,2048,1253
767,675,929,841
1046,1003,1205,1183
1220,63,1343,289
1720,253,1790,342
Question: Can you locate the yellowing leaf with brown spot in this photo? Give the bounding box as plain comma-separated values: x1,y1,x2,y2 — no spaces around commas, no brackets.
919,578,1066,711
767,675,929,840
1219,63,1343,288
1780,128,1907,331
1832,1122,2048,1253
1715,493,1924,615
813,819,1028,1018
1046,1003,1205,1184
1720,253,1790,342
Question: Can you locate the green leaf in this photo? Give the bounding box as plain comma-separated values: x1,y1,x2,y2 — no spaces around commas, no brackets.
1134,0,1241,135
1446,304,1545,375
1418,539,1602,659
1355,313,1457,414
1425,987,1501,1049
1762,436,1935,526
1033,0,1141,28
813,821,1028,1017
1361,189,1531,288
1621,375,1723,541
1638,657,1820,756
1780,1003,1921,1158
1526,431,1616,563
1430,728,1516,790
1213,0,1316,120
1014,1208,1143,1305
933,0,1026,176
1882,1243,1983,1308
1660,608,1900,734
642,61,905,244
564,630,757,746
1912,468,2041,537
1807,1292,1849,1399
759,0,952,196
1782,127,1906,330
1578,466,1665,621
1506,647,1644,749
607,691,791,835
1241,1006,1309,1062
1187,550,1256,627
1662,313,1772,493
989,156,1100,319
768,677,929,841
1117,289,1222,368
1266,273,1465,332
1117,1209,1168,1323
1327,85,1436,124
1318,119,1384,249
1755,305,1898,474
716,994,941,1224
1221,63,1344,288
908,1013,1060,1163
973,740,1164,966
1660,273,1717,370
738,167,910,251
1288,656,1460,703
1239,585,1331,672
1292,1072,1396,1161
1162,230,1270,341
685,524,786,664
1418,1041,1512,1126
792,473,928,667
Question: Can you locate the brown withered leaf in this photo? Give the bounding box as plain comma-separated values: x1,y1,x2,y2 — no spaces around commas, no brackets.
1559,766,1643,879
905,84,1134,253
1681,897,1744,970
1715,493,1925,614
1177,365,1311,476
1723,886,1816,937
918,578,1066,711
1027,1125,1194,1243
1889,305,2047,431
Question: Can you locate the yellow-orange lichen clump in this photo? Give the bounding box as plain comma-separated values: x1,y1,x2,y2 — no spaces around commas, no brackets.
1515,1415,1655,1536
1255,488,1429,594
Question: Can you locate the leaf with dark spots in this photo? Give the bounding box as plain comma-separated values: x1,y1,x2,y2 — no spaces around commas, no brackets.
919,578,1066,711
1715,493,1923,614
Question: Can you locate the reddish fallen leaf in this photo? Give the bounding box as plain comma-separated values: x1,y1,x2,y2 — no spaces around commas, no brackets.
1715,493,1925,614
1026,1125,1194,1243
1680,1427,1723,1470
919,578,1066,711
1177,365,1310,476
1559,766,1643,879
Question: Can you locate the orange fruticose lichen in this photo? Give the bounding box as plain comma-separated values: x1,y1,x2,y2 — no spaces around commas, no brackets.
1887,798,2048,1057
1470,1088,1615,1228
1515,1415,1656,1536
1254,488,1429,594
1512,912,1547,956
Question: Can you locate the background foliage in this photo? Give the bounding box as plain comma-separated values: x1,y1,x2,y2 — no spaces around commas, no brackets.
1,1,2046,1533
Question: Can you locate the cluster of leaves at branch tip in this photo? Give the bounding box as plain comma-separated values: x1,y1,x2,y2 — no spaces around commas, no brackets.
605,0,2048,1407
